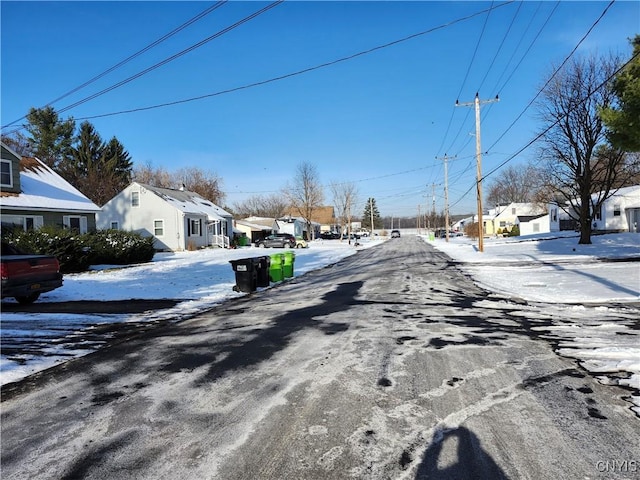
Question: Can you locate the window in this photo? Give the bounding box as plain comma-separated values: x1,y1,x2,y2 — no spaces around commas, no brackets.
551,209,557,222
154,220,164,236
594,206,602,221
613,204,621,217
499,221,506,228
1,160,12,187
110,221,119,230
511,208,516,215
189,219,201,237
132,191,140,207
533,223,540,233
63,215,88,234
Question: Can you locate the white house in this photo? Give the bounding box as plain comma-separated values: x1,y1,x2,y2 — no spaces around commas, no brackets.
550,185,640,233
97,182,233,251
1,142,100,233
516,213,550,236
491,202,548,235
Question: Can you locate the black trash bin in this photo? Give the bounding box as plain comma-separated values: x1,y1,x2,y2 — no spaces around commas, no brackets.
255,256,271,288
229,258,257,292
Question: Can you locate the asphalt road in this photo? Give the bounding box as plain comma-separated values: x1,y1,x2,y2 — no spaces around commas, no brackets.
1,237,638,480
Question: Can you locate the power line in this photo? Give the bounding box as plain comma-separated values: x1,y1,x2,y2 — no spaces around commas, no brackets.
448,0,615,210
54,1,284,115
65,1,513,122
0,1,228,130
436,1,515,158
444,1,558,160
449,7,631,212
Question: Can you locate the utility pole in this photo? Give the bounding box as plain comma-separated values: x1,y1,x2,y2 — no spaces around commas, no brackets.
369,197,375,235
417,204,421,234
431,183,436,232
456,93,499,252
436,154,455,242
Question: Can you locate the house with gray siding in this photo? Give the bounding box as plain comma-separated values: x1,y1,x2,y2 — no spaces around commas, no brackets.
0,142,100,233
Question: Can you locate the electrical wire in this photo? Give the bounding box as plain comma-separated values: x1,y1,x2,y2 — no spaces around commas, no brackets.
67,1,513,121
435,1,515,159
55,1,284,115
0,1,228,130
448,1,628,210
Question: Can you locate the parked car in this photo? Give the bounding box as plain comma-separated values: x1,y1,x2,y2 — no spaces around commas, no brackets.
320,232,340,240
255,234,296,248
1,242,63,303
391,230,401,238
295,236,308,248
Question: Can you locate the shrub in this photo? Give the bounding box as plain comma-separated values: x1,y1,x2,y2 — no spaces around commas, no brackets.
82,230,156,265
2,226,92,273
509,225,520,237
1,228,155,272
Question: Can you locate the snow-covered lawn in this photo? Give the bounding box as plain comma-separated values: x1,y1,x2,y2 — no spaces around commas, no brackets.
428,231,640,415
2,232,639,415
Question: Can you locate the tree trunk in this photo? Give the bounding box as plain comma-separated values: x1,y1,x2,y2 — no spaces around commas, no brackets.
578,192,592,244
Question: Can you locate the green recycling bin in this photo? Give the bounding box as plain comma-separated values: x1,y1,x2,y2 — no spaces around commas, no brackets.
283,251,295,278
269,253,284,282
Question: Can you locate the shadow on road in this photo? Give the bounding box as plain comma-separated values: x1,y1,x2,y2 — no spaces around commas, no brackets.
414,426,509,479
158,281,365,385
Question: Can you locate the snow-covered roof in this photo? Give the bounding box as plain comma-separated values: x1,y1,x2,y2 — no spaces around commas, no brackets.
0,156,100,213
244,216,278,228
516,213,548,223
235,219,273,231
493,202,546,219
137,183,231,221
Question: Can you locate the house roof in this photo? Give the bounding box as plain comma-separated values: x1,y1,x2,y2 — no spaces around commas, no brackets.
283,206,335,224
516,214,547,223
235,219,273,231
136,182,231,221
493,203,546,219
0,156,100,213
243,216,278,228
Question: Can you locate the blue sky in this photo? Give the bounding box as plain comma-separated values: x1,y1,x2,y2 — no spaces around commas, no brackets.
1,1,638,217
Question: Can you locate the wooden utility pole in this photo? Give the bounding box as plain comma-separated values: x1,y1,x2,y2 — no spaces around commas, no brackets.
436,154,455,242
455,93,499,252
369,197,375,235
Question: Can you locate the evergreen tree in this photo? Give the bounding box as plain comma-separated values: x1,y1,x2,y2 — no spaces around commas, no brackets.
601,35,640,152
24,106,75,169
65,122,133,206
362,197,382,230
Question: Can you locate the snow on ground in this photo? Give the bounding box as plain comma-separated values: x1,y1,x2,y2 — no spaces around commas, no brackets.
1,232,639,415
427,231,640,415
0,239,376,385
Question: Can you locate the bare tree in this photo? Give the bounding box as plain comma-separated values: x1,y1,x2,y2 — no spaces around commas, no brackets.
536,53,635,244
132,161,172,186
286,161,324,240
232,193,288,218
330,180,358,241
485,163,541,207
132,162,224,204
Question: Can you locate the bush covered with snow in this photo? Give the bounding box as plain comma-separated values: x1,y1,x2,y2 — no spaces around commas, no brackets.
2,228,155,273
82,230,155,266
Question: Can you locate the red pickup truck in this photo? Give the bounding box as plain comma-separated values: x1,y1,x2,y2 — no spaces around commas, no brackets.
1,242,63,304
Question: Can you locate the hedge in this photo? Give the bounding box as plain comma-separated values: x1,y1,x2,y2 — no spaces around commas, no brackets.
2,227,155,273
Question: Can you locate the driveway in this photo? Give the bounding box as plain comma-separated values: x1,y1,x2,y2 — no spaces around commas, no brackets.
1,237,637,479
